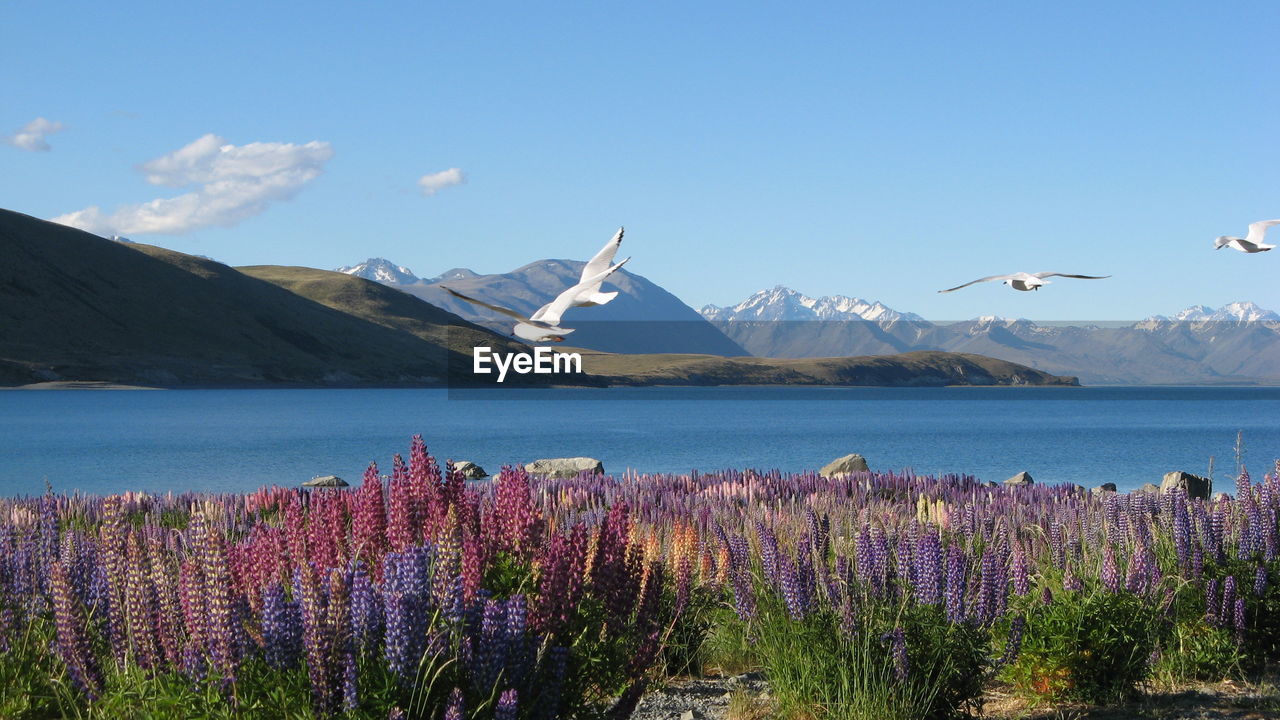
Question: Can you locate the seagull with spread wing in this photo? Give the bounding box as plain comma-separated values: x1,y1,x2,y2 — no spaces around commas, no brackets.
442,256,631,343
1215,219,1280,253
938,271,1111,293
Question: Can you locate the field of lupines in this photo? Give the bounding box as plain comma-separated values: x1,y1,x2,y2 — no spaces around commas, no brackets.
4,435,1280,719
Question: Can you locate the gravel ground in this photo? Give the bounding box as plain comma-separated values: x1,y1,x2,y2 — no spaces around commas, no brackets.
628,672,768,720
630,673,1280,720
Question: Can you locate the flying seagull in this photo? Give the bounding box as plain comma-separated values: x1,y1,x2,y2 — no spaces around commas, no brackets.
938,272,1111,293
541,227,626,316
1215,220,1280,253
442,257,631,343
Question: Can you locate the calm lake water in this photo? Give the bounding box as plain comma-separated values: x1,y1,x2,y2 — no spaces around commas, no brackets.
1,386,1278,496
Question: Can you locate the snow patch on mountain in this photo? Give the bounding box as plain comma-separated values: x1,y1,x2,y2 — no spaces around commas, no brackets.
336,258,421,285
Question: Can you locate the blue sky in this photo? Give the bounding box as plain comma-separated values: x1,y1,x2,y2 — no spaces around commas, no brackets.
4,1,1279,320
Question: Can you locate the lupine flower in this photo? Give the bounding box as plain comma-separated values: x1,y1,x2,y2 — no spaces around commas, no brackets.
443,687,465,720
887,626,909,681
50,560,103,699
495,689,519,720
261,582,303,670
944,544,966,623
1101,546,1120,594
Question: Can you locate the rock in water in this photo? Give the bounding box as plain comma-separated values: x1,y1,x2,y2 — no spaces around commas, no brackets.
452,461,488,479
820,453,870,476
525,457,604,478
303,475,348,488
1004,471,1034,486
1161,471,1212,499
1092,482,1118,494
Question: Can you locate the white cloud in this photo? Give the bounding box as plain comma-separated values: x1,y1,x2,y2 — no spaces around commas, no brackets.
6,117,66,152
418,167,465,196
52,134,334,236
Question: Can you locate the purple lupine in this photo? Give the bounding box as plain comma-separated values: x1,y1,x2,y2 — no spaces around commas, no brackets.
1000,615,1026,667
1101,546,1121,594
1206,578,1221,626
504,595,530,688
1062,563,1083,592
443,687,465,720
470,598,508,692
1233,597,1247,643
1255,564,1268,597
914,530,943,605
50,560,103,699
261,582,303,670
887,626,909,681
533,645,568,720
348,561,382,655
944,544,966,623
383,545,436,682
1221,576,1238,627
1010,544,1030,597
778,555,808,621
495,689,519,720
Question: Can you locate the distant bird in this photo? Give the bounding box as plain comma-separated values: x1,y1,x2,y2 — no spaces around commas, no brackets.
938,272,1111,293
442,256,630,343
1215,220,1280,253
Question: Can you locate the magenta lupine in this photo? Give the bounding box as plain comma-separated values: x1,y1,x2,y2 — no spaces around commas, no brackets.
50,560,103,699
351,463,388,575
531,526,588,640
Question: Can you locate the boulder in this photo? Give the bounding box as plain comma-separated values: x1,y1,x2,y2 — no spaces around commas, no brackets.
302,475,348,488
452,461,488,479
820,453,870,476
981,480,999,488
1137,483,1161,494
1213,492,1231,503
1004,471,1034,486
1092,483,1118,494
1161,471,1212,500
526,457,604,478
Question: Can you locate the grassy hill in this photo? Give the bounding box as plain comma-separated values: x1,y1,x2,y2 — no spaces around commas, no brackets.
0,209,547,386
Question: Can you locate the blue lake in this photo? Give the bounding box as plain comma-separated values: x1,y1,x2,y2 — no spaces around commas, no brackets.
1,386,1277,496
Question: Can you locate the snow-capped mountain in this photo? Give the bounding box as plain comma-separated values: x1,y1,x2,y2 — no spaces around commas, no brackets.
701,286,925,325
336,258,421,285
1142,301,1280,325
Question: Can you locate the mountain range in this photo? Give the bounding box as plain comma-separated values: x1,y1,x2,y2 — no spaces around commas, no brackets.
701,286,1280,385
338,257,748,356
336,257,1280,384
0,210,1073,389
